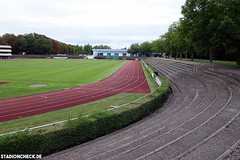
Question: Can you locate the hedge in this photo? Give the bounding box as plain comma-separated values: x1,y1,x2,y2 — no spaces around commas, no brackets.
237,57,240,66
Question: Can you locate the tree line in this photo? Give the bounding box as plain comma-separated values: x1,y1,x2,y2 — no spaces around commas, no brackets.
0,33,111,55
128,0,240,64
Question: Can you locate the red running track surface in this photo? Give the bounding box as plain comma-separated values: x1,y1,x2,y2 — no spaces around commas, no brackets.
0,61,151,122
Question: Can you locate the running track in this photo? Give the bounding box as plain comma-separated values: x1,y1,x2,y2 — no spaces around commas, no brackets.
0,61,150,122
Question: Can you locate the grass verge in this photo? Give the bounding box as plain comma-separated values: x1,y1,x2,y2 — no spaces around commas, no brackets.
173,58,239,67
0,93,145,134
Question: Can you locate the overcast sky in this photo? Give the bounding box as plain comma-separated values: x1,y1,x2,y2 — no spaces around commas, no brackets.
0,0,186,48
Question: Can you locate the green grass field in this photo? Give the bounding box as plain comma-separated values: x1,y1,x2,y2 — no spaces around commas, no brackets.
0,59,125,99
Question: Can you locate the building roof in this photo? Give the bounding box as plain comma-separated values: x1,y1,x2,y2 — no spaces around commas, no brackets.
0,53,12,56
0,49,12,53
92,49,128,53
0,45,12,49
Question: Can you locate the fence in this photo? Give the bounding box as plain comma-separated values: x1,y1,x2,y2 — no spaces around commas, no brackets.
142,60,162,86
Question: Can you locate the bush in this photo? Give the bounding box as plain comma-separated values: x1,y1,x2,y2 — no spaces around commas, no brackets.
236,58,240,66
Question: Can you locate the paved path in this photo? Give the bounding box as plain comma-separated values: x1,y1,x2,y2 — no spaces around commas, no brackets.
44,58,240,160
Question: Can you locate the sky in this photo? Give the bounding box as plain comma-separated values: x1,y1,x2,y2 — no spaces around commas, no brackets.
0,0,186,49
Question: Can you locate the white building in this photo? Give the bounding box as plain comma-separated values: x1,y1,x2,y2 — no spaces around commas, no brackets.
92,49,129,58
0,45,12,59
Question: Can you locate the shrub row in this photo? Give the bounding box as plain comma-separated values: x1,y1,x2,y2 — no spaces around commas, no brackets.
0,79,170,157
237,58,240,66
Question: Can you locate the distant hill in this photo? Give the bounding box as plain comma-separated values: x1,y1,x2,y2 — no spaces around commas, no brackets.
0,33,109,55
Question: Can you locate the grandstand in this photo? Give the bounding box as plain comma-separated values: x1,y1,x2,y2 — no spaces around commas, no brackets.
0,45,12,59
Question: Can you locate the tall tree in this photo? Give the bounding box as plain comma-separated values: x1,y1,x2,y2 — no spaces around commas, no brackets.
59,43,69,54
24,33,37,54
178,18,195,60
140,41,152,55
93,45,111,49
181,0,240,63
74,45,83,54
36,38,52,54
0,36,6,44
1,33,18,53
161,22,181,58
151,39,165,54
17,35,28,53
52,40,60,54
83,44,92,55
128,43,140,55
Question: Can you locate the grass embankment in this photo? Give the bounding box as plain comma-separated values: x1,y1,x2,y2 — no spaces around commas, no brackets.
174,58,239,67
0,61,170,156
0,59,125,99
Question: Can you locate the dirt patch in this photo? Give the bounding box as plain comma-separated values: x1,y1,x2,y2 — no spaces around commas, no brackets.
29,84,48,88
0,82,8,85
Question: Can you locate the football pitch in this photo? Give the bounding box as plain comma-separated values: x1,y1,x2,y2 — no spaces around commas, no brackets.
0,59,125,99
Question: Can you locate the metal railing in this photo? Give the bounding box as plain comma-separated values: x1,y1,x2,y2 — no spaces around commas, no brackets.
142,60,162,86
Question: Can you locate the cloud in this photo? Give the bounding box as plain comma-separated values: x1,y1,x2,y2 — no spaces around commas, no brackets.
0,0,186,48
